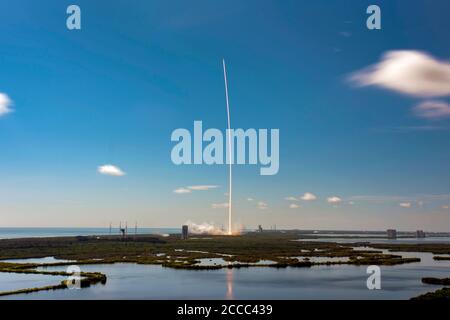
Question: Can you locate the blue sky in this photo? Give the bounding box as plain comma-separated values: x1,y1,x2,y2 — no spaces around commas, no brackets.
0,0,449,231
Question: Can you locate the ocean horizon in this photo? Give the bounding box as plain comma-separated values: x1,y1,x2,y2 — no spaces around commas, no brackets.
0,227,182,239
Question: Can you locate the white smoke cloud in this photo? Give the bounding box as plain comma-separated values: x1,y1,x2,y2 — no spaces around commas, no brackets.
186,221,226,235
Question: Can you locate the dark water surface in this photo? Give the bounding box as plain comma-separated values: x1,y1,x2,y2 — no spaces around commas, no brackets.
1,250,449,300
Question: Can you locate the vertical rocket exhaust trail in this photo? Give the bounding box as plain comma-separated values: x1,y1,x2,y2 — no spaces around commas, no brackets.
222,59,232,236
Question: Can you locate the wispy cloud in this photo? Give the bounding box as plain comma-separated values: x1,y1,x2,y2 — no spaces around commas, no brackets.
284,196,299,201
212,202,229,209
174,185,219,194
348,50,450,97
327,196,342,204
247,198,254,201
257,201,268,210
289,203,300,209
97,164,125,176
187,185,218,191
173,187,191,194
399,202,412,208
301,192,317,201
0,93,13,117
413,100,450,120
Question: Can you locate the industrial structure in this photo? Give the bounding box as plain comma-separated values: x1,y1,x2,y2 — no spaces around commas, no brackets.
387,229,397,239
416,230,426,238
182,225,189,240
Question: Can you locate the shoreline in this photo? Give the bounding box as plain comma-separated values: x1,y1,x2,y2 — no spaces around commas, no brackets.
1,232,449,299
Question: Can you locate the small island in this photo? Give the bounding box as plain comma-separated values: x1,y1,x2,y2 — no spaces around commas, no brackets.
1,231,449,298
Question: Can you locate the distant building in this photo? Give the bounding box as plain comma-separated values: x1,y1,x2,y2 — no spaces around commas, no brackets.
387,229,397,239
182,225,188,240
416,230,426,238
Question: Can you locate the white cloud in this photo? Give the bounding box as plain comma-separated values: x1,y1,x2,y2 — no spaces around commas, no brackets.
285,196,299,201
442,205,449,209
348,201,355,205
399,202,412,208
247,198,254,201
97,164,125,176
301,192,317,201
327,196,342,204
413,100,450,120
257,201,268,210
212,202,229,209
289,203,300,209
173,187,191,194
349,50,450,97
187,185,218,191
0,93,13,116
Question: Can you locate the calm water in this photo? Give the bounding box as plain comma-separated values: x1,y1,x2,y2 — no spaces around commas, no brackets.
0,272,66,293
296,237,450,244
0,227,180,239
1,250,449,300
1,230,449,299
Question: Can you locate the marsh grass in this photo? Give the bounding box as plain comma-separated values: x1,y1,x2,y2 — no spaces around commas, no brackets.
2,232,446,297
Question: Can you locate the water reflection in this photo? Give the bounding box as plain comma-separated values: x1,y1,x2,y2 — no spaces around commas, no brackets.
226,267,234,300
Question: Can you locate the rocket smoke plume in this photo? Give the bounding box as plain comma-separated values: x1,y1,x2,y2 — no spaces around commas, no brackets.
186,221,243,236
186,221,226,235
223,59,233,235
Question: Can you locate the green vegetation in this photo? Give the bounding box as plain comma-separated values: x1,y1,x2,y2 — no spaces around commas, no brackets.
368,243,450,255
411,288,450,301
0,261,107,297
433,256,450,261
0,231,436,297
0,232,429,270
422,277,450,285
